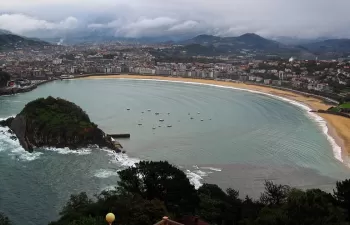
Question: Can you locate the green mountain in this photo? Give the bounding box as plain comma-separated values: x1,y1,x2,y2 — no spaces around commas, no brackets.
0,32,49,50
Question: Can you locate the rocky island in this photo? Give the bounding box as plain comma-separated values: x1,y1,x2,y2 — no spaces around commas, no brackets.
0,96,119,152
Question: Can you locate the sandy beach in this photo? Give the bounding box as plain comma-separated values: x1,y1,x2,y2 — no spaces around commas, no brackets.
78,74,350,160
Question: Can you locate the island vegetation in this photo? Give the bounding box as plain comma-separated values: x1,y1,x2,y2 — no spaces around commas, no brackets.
2,161,348,225
0,97,118,152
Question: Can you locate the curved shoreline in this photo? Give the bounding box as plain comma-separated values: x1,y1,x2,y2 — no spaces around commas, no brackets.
77,75,349,166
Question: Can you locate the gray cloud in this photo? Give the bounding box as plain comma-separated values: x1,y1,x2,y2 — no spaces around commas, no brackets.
1,0,350,39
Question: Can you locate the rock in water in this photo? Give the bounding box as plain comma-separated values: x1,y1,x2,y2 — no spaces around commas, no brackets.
0,96,119,153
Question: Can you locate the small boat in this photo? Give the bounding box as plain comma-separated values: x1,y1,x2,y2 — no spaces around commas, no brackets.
159,119,164,122
152,127,156,130
200,119,204,121
141,112,144,113
167,125,172,128
158,125,162,127
188,113,190,115
190,117,194,120
127,108,130,111
167,112,170,115
155,112,160,115
209,119,212,120
197,112,200,114
138,123,142,126
147,109,151,111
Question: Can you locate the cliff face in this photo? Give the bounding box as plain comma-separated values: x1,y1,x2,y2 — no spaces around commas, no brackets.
0,97,119,152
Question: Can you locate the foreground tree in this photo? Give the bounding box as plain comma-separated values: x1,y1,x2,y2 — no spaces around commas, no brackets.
52,192,167,225
0,213,12,225
334,179,350,220
0,71,10,87
117,161,199,216
285,189,347,225
260,181,291,206
197,184,242,225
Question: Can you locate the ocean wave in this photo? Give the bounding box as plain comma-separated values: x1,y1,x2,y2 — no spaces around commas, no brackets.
45,147,92,155
100,185,117,192
101,149,141,167
200,167,222,172
0,125,42,161
119,78,344,164
184,165,217,189
94,169,120,178
186,170,204,189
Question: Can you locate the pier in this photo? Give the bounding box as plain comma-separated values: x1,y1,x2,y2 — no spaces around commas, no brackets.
108,133,131,138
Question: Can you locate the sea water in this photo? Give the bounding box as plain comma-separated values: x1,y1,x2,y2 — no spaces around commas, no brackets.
0,79,348,225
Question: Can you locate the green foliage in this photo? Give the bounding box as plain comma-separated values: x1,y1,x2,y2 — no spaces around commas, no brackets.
64,216,105,225
334,179,350,220
48,161,350,225
197,184,242,225
117,161,199,216
52,192,167,225
327,102,350,112
21,96,97,144
0,213,12,225
259,181,291,206
340,102,350,109
0,71,10,87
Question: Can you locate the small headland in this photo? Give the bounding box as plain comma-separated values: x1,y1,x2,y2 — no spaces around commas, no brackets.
0,96,121,153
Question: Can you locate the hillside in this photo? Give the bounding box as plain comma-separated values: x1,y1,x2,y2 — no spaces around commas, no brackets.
301,39,350,54
0,33,49,50
180,33,283,50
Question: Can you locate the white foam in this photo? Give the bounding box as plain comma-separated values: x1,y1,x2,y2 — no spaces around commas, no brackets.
201,167,222,172
0,125,42,161
186,170,205,189
101,149,140,168
119,78,344,164
45,147,92,155
100,185,117,192
94,169,120,178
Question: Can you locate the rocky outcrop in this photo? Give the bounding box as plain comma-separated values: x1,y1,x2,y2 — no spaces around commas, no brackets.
0,97,120,153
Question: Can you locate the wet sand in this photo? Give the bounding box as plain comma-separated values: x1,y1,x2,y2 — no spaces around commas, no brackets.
78,74,350,159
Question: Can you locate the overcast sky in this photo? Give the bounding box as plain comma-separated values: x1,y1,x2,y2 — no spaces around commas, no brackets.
0,0,349,39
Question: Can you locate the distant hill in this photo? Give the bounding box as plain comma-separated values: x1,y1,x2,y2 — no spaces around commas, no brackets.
180,33,283,50
301,39,350,54
0,33,49,50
